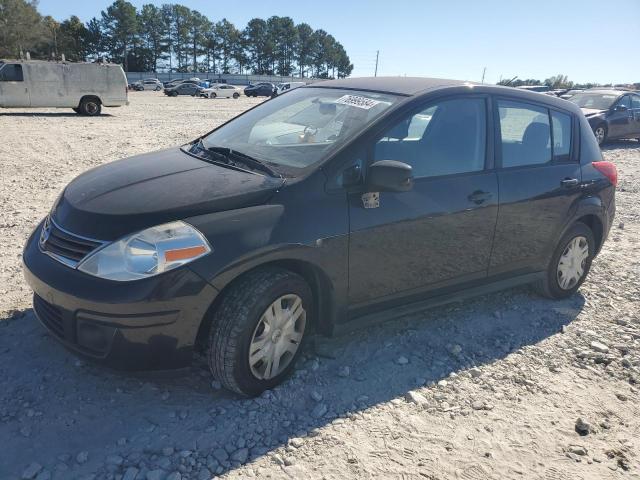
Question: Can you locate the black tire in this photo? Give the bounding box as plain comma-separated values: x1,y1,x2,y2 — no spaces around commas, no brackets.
78,97,101,116
536,222,595,299
593,124,607,146
233,92,239,99
210,92,217,98
171,91,178,97
208,267,313,396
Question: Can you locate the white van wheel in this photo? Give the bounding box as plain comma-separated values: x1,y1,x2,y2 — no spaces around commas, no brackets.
79,97,101,116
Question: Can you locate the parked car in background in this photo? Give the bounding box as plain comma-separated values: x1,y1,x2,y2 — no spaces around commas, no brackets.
244,82,275,97
164,82,203,97
139,79,163,91
163,78,201,89
560,89,583,100
274,81,306,96
23,77,616,396
0,60,127,115
200,84,242,99
569,90,640,145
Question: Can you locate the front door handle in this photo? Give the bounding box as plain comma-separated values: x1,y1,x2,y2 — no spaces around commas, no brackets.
561,178,579,188
467,190,492,204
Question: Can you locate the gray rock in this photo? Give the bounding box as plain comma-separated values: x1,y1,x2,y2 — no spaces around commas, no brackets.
289,437,304,448
76,451,89,464
575,418,590,436
166,473,181,480
122,467,139,480
405,391,428,406
162,447,174,457
146,469,166,480
310,390,323,402
212,448,229,463
311,403,328,418
106,455,124,466
283,457,296,466
338,366,350,377
396,356,409,365
590,341,609,353
231,448,249,464
567,445,587,456
469,367,482,378
22,462,42,480
449,344,462,355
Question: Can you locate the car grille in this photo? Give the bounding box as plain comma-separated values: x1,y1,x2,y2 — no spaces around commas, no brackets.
33,294,65,338
39,217,104,267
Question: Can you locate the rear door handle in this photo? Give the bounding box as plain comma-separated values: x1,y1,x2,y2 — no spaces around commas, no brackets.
467,190,492,204
561,178,579,188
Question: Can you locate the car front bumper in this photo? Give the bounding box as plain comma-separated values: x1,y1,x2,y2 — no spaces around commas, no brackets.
22,222,218,371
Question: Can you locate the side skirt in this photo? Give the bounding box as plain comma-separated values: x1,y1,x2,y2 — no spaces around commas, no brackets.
332,271,544,337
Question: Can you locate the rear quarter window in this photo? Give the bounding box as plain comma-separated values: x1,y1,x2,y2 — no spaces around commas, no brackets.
0,64,24,82
551,110,572,162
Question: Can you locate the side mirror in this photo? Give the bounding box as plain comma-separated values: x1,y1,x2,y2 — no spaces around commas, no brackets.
367,160,413,192
614,104,628,112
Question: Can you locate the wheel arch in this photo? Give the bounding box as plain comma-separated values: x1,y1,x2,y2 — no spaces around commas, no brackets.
194,257,337,352
77,94,102,108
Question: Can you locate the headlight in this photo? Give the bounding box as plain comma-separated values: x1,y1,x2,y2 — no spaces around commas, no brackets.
77,221,211,281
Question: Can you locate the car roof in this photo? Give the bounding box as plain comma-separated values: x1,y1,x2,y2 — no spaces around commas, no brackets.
312,76,472,96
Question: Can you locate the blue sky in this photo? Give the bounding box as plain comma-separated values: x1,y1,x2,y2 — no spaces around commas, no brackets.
38,0,639,84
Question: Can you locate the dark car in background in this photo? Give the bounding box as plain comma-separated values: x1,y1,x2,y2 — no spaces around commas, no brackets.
244,82,275,97
164,82,203,97
569,90,640,145
23,77,616,396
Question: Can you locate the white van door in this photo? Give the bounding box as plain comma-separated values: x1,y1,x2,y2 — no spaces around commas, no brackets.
0,63,30,107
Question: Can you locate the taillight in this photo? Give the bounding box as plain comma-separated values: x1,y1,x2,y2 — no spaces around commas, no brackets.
592,161,617,187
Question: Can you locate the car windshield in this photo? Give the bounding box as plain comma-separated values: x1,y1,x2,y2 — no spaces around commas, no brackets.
569,93,619,110
201,87,400,171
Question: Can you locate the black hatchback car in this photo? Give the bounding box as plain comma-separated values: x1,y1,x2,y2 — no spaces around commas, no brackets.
569,89,640,145
23,77,617,396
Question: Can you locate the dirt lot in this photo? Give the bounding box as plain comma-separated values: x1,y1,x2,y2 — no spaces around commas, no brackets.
1,93,639,480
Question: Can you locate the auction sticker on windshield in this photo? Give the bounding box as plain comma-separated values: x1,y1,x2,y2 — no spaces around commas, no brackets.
334,95,381,110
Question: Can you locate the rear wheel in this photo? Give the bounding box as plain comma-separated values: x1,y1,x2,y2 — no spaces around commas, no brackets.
593,124,607,145
233,92,239,99
536,222,595,299
78,97,101,116
207,267,312,396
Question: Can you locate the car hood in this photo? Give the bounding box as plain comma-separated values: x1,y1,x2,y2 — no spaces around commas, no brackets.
581,108,606,117
52,147,285,241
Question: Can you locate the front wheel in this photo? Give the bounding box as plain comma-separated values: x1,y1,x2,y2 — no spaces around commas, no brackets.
233,92,239,99
536,222,595,299
210,92,217,99
208,268,312,396
593,124,607,146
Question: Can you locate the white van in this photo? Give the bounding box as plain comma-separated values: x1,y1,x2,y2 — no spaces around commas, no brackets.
0,60,128,115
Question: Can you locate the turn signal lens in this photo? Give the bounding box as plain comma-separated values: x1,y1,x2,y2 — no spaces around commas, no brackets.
165,245,208,262
592,161,618,187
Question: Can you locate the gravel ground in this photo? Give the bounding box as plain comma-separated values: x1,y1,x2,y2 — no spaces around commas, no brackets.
1,93,639,480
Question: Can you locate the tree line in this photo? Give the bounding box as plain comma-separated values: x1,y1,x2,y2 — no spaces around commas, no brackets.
497,74,638,90
0,0,354,78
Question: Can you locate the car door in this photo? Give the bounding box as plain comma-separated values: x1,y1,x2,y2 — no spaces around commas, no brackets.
608,95,633,139
631,94,640,137
489,98,582,277
347,95,499,315
0,63,30,107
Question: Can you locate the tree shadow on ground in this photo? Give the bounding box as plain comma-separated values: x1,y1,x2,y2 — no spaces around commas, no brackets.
0,286,584,479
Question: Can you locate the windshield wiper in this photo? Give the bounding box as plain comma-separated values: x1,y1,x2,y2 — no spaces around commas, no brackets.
189,140,281,178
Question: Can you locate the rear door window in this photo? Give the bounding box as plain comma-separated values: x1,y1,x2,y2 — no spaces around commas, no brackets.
632,95,640,109
498,100,551,167
0,64,24,82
